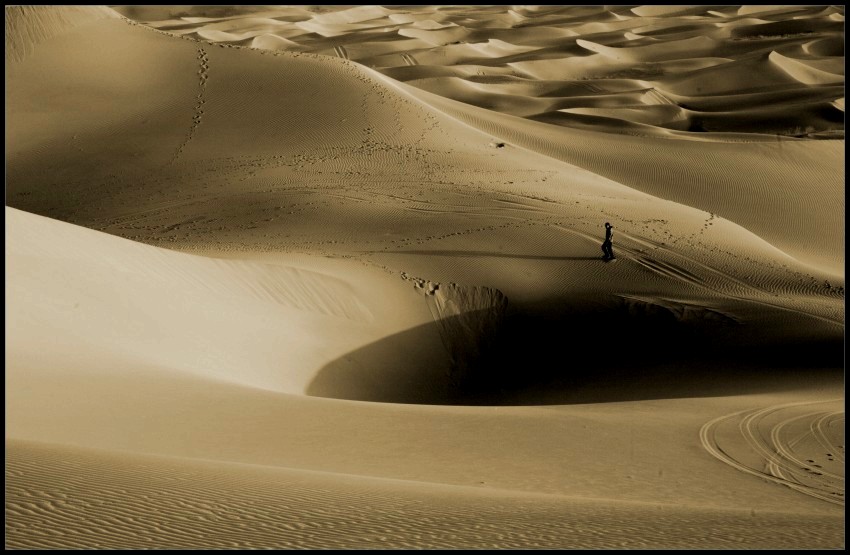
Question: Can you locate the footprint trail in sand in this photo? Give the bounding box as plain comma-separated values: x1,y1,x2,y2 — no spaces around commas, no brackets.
170,45,208,165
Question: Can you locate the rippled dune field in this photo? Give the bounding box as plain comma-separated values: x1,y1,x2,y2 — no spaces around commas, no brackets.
5,5,844,549
140,5,845,139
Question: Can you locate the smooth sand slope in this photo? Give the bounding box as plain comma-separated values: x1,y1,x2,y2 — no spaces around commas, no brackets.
5,5,844,549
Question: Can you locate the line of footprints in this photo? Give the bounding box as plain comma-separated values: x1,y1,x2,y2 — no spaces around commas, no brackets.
171,47,209,164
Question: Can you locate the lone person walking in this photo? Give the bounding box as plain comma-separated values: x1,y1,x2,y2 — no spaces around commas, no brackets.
601,222,615,261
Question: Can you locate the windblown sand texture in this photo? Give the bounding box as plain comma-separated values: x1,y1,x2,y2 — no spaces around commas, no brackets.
5,5,845,549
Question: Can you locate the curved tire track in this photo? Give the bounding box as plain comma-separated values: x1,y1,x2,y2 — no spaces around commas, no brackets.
700,400,844,506
812,412,844,464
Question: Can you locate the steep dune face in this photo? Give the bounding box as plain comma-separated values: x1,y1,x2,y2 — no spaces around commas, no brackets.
424,283,508,391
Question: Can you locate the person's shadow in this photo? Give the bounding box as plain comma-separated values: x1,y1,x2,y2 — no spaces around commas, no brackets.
380,249,600,261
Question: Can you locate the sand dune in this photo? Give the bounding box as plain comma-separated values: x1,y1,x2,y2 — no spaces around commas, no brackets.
803,36,844,57
398,24,471,46
6,207,446,395
769,50,845,85
408,83,844,274
5,5,844,549
576,35,718,62
311,5,391,25
124,4,843,140
250,33,303,52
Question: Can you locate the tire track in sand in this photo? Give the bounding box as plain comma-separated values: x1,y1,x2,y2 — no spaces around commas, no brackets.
770,412,843,482
700,400,844,506
811,412,844,464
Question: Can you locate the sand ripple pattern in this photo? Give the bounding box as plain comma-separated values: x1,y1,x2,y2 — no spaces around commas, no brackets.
5,441,844,549
700,400,845,506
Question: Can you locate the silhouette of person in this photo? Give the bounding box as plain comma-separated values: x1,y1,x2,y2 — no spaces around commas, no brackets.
601,222,615,260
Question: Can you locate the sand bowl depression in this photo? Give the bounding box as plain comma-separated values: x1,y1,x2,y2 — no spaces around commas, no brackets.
5,5,844,549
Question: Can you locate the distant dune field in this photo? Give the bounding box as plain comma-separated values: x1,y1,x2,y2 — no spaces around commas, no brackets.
5,5,844,549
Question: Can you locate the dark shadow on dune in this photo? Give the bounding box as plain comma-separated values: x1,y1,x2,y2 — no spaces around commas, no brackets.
307,311,479,405
381,249,601,261
307,296,844,406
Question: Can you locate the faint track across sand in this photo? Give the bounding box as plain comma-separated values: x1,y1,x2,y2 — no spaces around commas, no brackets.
401,53,418,66
554,225,843,327
700,400,844,506
333,45,348,60
169,45,208,165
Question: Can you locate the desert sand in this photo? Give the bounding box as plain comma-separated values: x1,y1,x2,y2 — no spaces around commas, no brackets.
5,5,844,549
